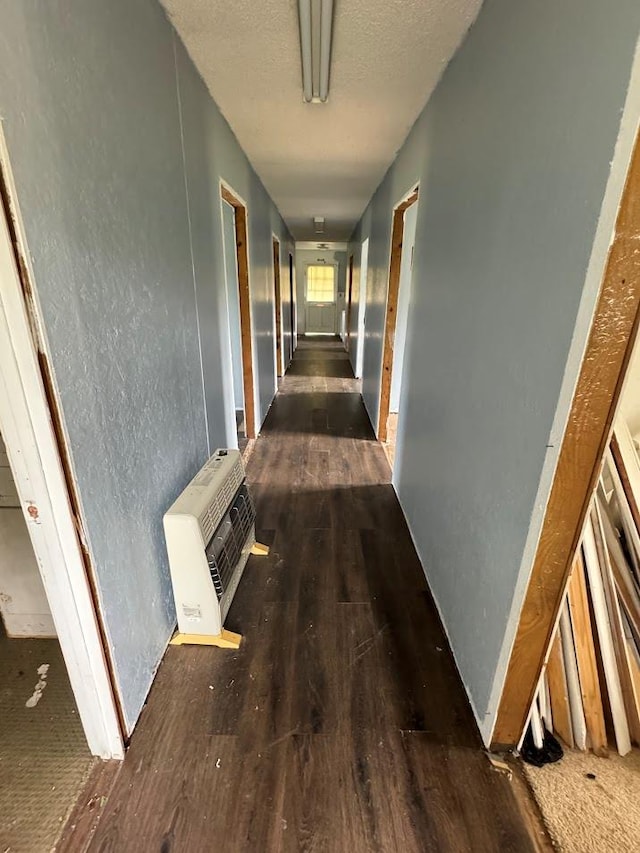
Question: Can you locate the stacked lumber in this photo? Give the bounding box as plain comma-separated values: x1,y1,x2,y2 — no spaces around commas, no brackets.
525,417,640,758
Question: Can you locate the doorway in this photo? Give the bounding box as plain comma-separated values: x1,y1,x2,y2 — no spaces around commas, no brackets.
272,237,283,379
378,187,419,444
0,127,122,762
0,129,123,846
386,199,419,468
355,238,370,380
221,184,256,445
0,435,94,850
288,253,296,360
0,434,55,638
305,264,336,333
345,254,354,352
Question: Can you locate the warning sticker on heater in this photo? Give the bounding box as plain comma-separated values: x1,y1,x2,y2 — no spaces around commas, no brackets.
182,604,202,621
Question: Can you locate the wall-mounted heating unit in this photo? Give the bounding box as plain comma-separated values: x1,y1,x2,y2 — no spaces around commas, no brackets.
163,449,268,649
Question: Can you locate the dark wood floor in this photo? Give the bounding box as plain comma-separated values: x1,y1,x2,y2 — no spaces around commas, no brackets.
65,338,537,852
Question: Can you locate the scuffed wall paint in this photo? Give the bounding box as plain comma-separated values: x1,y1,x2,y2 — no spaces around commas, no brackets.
349,0,640,741
0,0,292,730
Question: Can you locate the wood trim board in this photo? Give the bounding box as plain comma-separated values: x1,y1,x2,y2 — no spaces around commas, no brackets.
560,603,588,750
567,553,608,754
583,510,631,754
491,129,640,747
546,629,574,747
595,490,640,746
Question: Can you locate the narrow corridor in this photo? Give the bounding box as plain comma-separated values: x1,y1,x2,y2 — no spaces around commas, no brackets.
74,338,535,852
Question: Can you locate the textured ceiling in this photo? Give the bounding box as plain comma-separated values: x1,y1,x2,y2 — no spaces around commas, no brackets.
161,0,482,240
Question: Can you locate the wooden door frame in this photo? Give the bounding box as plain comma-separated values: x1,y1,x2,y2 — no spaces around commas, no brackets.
491,127,640,748
220,183,256,439
345,254,354,352
377,187,419,441
272,236,283,378
0,127,124,759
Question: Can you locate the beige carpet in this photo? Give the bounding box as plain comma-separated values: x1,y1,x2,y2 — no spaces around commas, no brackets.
524,749,640,852
0,625,94,852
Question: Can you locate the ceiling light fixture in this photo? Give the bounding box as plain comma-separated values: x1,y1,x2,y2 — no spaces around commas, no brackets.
298,0,334,103
313,216,325,234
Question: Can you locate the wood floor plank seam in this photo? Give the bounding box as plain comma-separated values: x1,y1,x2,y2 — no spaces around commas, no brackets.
67,337,543,852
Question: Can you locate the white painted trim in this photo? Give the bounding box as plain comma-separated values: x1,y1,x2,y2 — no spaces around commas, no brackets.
219,177,249,210
356,237,370,379
0,128,124,759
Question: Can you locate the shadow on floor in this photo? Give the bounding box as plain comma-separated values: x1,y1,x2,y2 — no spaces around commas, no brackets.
260,391,376,440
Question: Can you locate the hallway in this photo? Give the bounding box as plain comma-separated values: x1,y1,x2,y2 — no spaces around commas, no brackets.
66,338,536,852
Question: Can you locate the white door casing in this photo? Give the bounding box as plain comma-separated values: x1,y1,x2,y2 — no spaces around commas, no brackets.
356,239,369,378
305,263,337,333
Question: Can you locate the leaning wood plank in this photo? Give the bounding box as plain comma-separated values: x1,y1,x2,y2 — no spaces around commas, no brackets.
567,553,608,755
536,671,548,729
598,485,640,646
605,446,640,582
530,693,544,750
546,629,574,747
491,129,640,747
583,510,631,755
596,485,640,742
611,419,640,539
559,603,587,751
543,671,553,733
627,629,640,709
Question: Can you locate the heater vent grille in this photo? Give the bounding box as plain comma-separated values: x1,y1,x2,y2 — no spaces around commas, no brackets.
206,485,255,599
198,459,244,543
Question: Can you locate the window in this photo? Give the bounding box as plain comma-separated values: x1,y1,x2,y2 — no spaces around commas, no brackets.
306,265,335,303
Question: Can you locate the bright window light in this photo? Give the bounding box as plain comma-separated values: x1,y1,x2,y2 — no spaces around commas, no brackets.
306,265,335,302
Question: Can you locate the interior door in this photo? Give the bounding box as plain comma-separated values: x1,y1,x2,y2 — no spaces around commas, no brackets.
356,238,369,378
305,264,336,333
272,238,282,377
288,253,296,361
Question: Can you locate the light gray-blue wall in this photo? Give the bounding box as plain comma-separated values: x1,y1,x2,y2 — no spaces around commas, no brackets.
349,0,640,742
173,35,294,446
0,0,292,731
